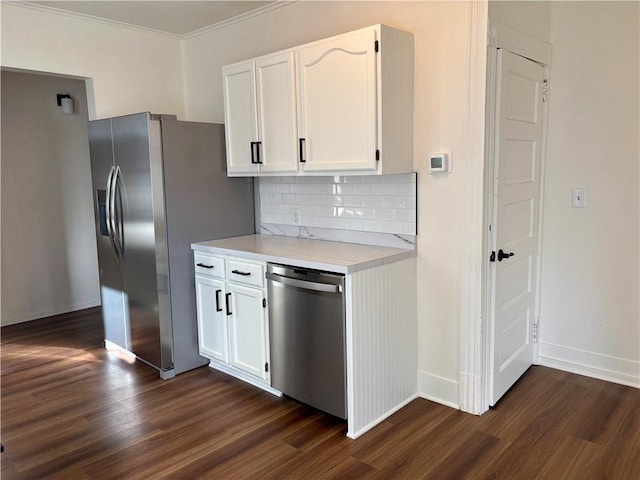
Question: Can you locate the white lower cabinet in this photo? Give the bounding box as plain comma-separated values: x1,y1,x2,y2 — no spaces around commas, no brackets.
193,243,418,440
194,254,274,393
227,283,268,381
195,275,228,363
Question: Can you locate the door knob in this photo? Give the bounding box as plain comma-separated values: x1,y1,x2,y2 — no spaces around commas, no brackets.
497,249,514,261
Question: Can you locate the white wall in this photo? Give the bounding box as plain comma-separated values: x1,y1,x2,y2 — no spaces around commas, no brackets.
182,1,483,406
1,71,100,325
0,0,489,408
488,1,551,42
538,2,639,387
1,2,185,119
0,2,187,325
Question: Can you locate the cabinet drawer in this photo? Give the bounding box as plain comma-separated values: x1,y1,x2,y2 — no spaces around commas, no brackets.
194,253,225,279
227,259,265,288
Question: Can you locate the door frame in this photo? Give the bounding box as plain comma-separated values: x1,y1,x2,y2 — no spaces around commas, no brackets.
458,18,553,415
481,21,552,412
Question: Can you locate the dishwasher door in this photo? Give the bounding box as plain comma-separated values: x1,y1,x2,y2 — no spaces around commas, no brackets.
267,264,346,419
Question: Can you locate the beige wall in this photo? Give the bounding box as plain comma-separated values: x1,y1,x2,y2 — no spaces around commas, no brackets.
0,1,491,406
182,1,483,405
538,1,639,386
1,71,100,325
1,2,185,119
488,1,551,42
488,0,639,387
0,1,186,325
4,0,634,401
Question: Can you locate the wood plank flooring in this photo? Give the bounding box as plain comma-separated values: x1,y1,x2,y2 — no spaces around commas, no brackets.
2,308,639,479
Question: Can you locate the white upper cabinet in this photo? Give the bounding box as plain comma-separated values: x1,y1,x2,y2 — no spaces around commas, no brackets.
255,52,298,173
223,52,298,175
222,62,259,174
222,24,414,177
298,29,377,172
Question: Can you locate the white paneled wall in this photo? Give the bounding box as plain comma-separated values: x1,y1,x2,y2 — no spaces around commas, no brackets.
346,256,418,438
259,174,417,236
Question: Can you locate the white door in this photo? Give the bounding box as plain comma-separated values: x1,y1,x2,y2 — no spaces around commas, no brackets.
490,50,545,405
222,61,260,174
256,52,299,173
227,283,268,381
195,275,228,363
298,29,378,172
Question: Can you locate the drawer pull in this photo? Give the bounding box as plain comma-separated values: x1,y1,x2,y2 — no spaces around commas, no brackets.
231,269,251,276
197,263,214,269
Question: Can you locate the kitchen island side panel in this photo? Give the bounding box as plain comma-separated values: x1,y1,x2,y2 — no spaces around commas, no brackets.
345,256,418,439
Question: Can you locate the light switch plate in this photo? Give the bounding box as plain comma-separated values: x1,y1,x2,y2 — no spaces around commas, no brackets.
571,187,586,208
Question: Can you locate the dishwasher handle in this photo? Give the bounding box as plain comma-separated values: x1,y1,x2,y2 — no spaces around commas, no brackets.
266,272,342,294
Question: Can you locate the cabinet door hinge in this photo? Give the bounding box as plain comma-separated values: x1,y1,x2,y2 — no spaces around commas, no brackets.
262,298,266,308
375,40,379,52
265,362,269,372
532,318,540,343
375,149,380,161
542,79,549,103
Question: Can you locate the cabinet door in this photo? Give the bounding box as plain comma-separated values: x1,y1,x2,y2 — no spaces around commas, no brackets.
256,52,299,173
222,62,260,174
227,283,268,381
195,275,228,363
298,29,378,172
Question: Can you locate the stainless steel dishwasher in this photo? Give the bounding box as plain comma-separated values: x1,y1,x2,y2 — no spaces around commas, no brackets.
266,263,346,419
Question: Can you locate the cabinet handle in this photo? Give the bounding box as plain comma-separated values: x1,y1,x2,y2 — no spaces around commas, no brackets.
299,138,306,163
231,269,251,276
255,141,262,164
215,289,222,312
197,263,214,269
225,292,232,316
250,142,256,164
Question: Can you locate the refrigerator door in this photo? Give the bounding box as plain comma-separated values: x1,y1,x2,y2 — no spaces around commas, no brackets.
111,113,172,372
88,119,129,351
161,119,255,375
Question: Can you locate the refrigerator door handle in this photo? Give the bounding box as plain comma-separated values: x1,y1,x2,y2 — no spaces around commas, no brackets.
105,165,120,262
112,165,125,261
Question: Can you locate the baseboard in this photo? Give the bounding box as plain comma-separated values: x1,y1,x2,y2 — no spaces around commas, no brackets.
417,370,460,410
1,298,101,326
538,342,640,389
208,360,283,397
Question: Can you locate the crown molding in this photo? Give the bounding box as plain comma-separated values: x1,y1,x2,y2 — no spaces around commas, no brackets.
182,1,295,40
4,1,182,39
4,1,296,40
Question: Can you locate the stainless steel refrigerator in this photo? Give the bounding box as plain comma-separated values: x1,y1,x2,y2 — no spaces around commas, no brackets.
89,112,255,379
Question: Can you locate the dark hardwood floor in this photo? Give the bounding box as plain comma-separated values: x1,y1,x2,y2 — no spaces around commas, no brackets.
1,308,639,479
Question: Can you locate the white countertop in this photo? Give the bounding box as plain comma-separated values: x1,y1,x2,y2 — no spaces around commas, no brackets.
191,234,416,274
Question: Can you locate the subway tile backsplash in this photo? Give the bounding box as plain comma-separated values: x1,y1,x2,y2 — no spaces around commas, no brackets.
258,174,417,236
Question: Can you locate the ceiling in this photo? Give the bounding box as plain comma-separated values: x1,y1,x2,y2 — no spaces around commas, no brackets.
28,1,276,36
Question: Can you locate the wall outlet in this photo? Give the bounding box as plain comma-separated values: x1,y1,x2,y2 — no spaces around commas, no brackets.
292,207,300,224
